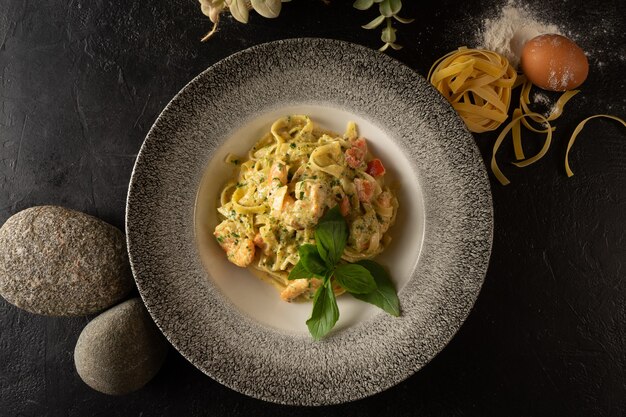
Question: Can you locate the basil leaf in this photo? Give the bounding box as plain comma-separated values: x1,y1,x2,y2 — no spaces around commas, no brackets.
353,260,400,316
288,261,312,281
334,264,377,294
306,281,339,340
298,244,327,276
315,205,348,268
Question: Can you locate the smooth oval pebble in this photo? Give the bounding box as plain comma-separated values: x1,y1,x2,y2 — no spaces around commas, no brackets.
0,206,134,315
74,298,168,395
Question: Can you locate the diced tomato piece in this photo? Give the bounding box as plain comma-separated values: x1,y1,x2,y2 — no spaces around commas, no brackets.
339,196,350,216
366,159,386,177
354,178,375,203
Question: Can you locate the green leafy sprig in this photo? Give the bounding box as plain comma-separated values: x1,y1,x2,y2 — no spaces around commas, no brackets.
289,205,400,340
353,0,414,51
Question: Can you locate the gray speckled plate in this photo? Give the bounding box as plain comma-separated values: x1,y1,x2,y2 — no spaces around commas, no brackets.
126,38,492,406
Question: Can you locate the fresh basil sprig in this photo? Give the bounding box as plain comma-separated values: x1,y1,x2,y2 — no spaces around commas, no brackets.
289,205,400,340
353,260,400,316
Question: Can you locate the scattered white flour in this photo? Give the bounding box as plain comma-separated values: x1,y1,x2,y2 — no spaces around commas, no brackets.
533,91,551,106
478,1,562,68
532,91,556,117
548,67,574,91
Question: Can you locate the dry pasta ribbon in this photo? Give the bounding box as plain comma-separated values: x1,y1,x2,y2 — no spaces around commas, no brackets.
490,78,580,185
491,112,553,185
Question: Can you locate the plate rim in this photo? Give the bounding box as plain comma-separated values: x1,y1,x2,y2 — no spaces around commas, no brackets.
126,37,493,405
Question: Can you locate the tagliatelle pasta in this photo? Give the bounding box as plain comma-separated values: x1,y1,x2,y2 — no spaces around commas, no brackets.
491,111,553,186
518,78,580,124
428,47,517,133
491,77,586,185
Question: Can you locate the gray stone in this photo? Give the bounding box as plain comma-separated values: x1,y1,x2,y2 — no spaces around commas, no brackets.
74,298,168,395
0,205,134,316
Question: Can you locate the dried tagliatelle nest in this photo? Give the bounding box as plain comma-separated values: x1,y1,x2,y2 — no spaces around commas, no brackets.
428,47,518,133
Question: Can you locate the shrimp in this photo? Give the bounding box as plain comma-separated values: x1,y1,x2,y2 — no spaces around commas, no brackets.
348,208,379,251
270,185,290,213
280,279,309,302
345,137,368,169
339,195,351,216
375,191,395,234
281,182,327,229
354,178,375,203
280,278,322,302
214,220,255,267
253,233,270,255
349,218,370,251
376,190,393,208
268,162,288,185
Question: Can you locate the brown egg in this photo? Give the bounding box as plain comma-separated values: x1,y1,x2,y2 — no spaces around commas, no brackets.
520,34,589,92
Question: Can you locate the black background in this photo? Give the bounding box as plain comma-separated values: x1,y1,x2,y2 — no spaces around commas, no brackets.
1,0,625,416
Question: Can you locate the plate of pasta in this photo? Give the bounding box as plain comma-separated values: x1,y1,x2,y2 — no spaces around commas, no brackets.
126,38,492,405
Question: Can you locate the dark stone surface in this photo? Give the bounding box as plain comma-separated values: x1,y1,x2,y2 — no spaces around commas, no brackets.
0,0,625,416
0,206,133,315
74,298,168,396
